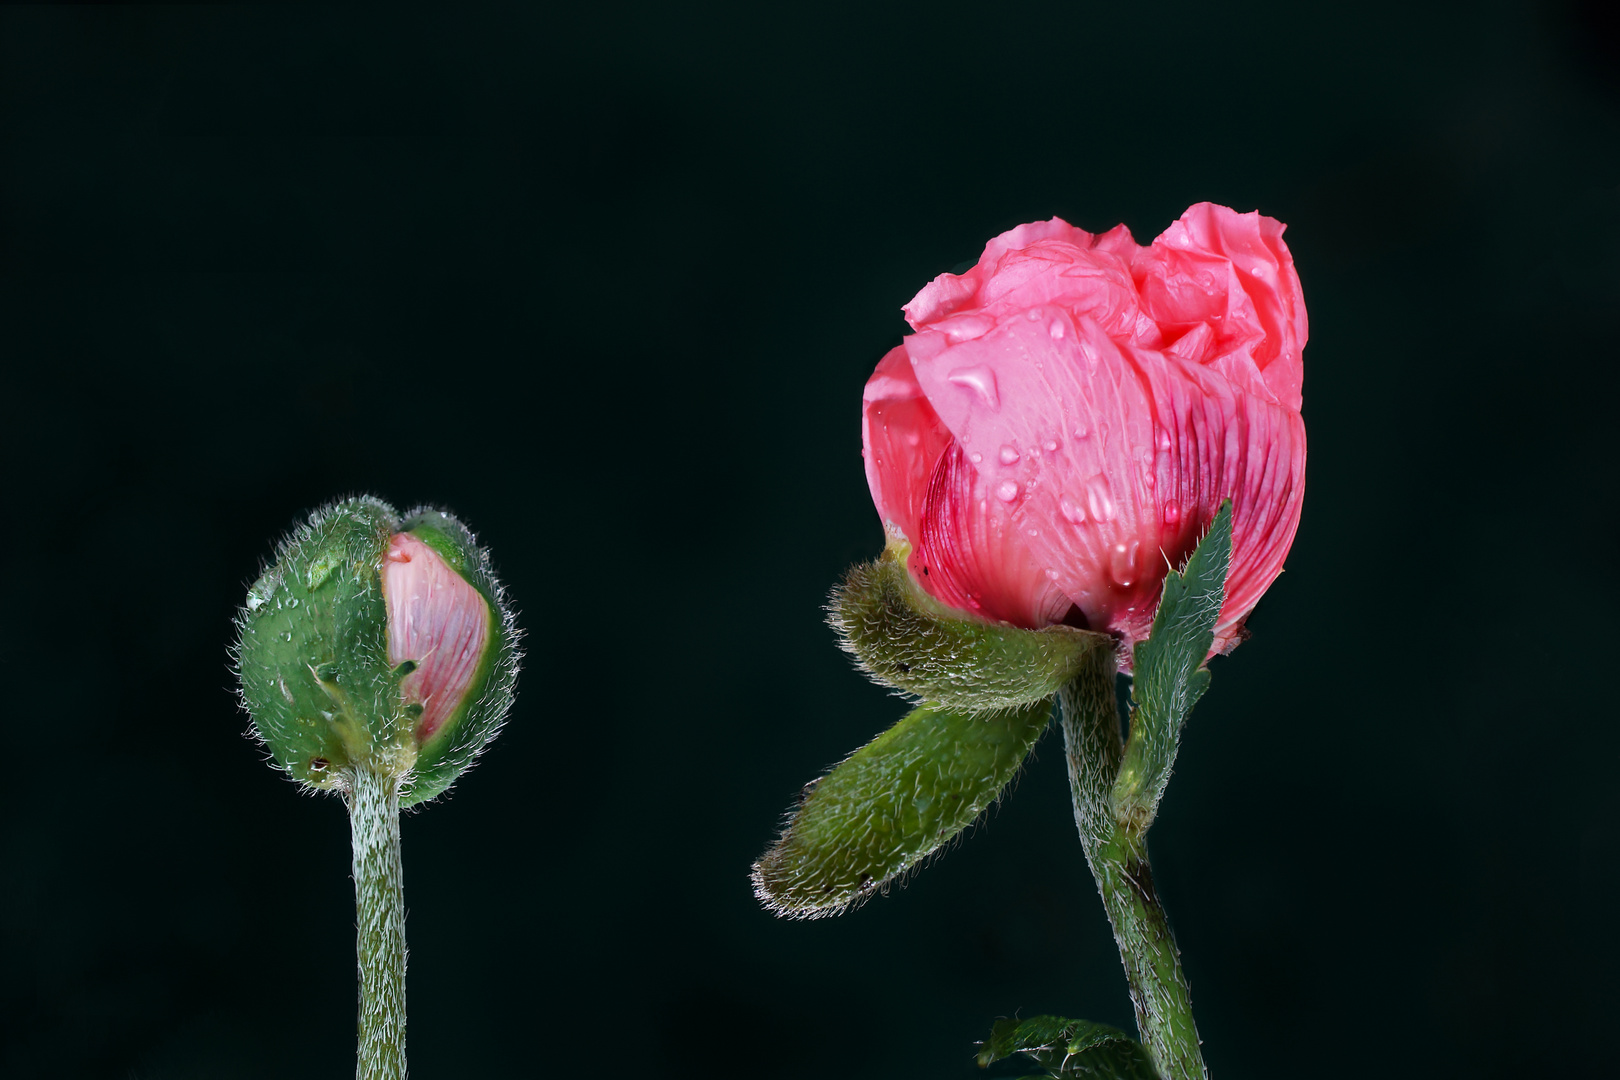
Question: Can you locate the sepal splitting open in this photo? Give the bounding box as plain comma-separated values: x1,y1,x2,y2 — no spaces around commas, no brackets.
233,497,520,807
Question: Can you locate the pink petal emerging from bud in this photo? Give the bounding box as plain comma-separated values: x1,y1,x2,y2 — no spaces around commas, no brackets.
382,532,491,743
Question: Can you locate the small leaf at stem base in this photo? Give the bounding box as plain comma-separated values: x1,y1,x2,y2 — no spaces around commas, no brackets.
1111,500,1232,834
978,1015,1159,1079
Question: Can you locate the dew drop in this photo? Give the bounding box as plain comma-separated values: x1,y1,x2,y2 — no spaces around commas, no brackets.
1027,527,1040,537
1045,568,1060,581
947,366,1000,409
970,451,983,464
905,430,920,447
1059,495,1086,524
1144,471,1155,489
1156,428,1172,451
999,444,1020,465
1163,500,1182,525
1086,475,1116,522
1109,541,1139,587
1049,320,1066,340
1044,439,1060,452
1074,423,1089,439
996,480,1020,502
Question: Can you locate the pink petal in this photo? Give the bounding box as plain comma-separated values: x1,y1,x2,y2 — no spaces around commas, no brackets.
1137,203,1307,410
906,310,1164,637
862,344,955,545
904,218,1149,346
382,532,492,744
908,440,1073,629
1131,352,1306,654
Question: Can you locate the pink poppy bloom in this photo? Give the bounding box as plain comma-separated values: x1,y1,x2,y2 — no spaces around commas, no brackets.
862,203,1306,667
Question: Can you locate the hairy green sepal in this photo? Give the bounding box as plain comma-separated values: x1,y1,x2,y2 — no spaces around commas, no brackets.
753,698,1051,918
236,497,403,787
1111,501,1231,834
234,498,519,805
977,1015,1158,1079
830,543,1110,713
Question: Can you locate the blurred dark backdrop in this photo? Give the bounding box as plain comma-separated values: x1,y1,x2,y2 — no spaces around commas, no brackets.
3,3,1617,1077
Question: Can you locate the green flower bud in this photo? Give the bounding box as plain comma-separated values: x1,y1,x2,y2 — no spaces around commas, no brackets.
234,497,519,807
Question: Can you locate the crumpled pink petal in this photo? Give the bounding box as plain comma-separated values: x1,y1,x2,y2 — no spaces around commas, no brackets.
382,532,491,743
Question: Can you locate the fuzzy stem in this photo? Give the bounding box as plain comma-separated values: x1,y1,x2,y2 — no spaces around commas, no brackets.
1059,650,1207,1080
348,765,407,1080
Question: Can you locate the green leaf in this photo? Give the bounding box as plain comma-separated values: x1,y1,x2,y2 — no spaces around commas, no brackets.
1110,500,1232,834
752,698,1050,918
829,544,1110,714
978,1015,1159,1078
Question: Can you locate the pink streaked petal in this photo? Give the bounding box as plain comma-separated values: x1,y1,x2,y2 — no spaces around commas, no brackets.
906,310,1163,637
909,441,1072,629
862,344,954,545
382,532,492,744
1131,352,1306,654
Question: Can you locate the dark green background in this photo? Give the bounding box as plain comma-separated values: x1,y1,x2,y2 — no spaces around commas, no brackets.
4,3,1616,1077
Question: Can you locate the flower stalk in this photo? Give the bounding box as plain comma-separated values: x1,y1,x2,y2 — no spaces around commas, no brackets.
349,765,407,1080
1061,649,1206,1080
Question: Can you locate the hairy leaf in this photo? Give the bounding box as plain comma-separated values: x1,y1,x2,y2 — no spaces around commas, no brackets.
978,1015,1158,1079
753,699,1050,918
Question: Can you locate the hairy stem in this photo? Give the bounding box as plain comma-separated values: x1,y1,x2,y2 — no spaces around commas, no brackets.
1059,652,1207,1080
349,765,407,1080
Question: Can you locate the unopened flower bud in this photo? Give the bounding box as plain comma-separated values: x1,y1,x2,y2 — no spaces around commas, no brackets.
234,497,519,806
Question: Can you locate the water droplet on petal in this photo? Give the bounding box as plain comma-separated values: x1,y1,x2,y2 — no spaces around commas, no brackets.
996,480,1020,502
1049,320,1066,340
1074,423,1090,439
1109,541,1139,587
1027,527,1040,537
1060,495,1086,524
1156,428,1172,451
970,451,983,464
1045,567,1060,581
999,444,1020,465
1163,500,1182,525
1044,439,1060,452
1086,475,1116,522
905,430,920,447
1143,471,1155,489
948,366,1000,409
